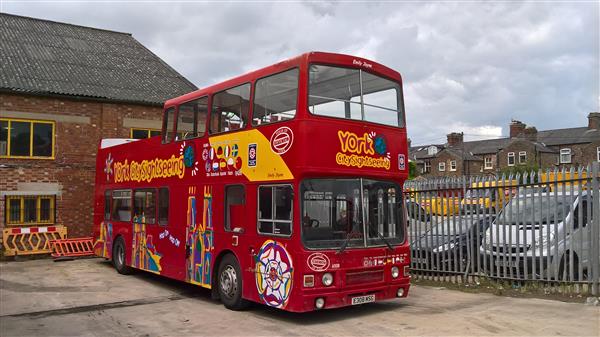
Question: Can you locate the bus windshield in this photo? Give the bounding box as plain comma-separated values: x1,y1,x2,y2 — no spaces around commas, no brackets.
308,64,403,127
301,178,404,249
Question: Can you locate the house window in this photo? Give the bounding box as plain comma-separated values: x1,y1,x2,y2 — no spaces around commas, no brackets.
438,162,445,171
0,119,55,159
597,147,599,162
423,161,431,173
484,156,493,170
257,185,293,236
519,151,527,164
210,83,251,134
5,195,55,225
131,128,161,139
427,146,438,156
450,160,457,171
507,152,515,166
560,148,571,164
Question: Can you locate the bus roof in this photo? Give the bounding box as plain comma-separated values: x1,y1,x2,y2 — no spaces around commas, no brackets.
164,51,403,108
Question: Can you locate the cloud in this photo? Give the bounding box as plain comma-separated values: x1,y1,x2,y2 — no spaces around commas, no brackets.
2,1,598,144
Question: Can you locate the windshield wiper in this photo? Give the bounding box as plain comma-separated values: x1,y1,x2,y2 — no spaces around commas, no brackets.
378,232,394,251
337,234,352,254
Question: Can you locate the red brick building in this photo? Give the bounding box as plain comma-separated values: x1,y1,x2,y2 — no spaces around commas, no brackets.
411,113,600,177
0,14,196,238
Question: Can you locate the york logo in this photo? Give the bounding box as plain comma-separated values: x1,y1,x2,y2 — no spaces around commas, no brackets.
338,131,374,155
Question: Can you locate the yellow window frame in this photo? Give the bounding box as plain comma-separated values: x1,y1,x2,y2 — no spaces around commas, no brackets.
5,195,56,226
0,118,56,159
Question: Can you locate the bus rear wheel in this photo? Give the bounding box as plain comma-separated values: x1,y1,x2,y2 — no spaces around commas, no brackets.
218,254,249,310
112,236,132,275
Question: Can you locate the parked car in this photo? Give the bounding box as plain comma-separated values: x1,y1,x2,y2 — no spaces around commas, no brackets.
411,214,495,272
480,190,594,281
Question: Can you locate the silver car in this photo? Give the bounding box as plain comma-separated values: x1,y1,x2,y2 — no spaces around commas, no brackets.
480,190,595,281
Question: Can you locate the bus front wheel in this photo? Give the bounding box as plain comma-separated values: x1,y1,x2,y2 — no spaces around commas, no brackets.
112,236,133,275
218,254,249,310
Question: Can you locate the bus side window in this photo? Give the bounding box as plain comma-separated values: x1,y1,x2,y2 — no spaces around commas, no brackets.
258,185,293,236
177,97,208,140
112,190,132,222
133,189,156,224
225,185,245,231
253,68,299,125
158,188,169,226
162,107,176,143
210,83,250,134
104,190,111,220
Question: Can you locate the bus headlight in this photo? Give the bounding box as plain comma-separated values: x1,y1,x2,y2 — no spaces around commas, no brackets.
391,266,400,278
315,297,325,309
322,273,334,286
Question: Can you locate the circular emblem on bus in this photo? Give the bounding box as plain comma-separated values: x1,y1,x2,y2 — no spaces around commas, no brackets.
307,253,330,272
255,240,293,309
270,126,294,155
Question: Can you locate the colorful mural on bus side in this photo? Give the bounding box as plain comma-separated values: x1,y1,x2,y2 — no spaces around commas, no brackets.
255,240,294,309
94,221,113,258
132,222,163,274
186,186,214,288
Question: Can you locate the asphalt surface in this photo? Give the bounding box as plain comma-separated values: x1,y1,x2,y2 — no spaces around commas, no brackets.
0,258,598,337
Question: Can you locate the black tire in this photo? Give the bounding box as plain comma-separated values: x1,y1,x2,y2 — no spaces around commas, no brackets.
559,253,580,281
217,254,249,310
112,236,133,275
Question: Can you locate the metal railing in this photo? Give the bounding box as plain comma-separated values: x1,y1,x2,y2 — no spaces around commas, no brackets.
404,163,600,296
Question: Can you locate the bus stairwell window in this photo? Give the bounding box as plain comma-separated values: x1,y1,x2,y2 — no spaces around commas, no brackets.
158,188,169,226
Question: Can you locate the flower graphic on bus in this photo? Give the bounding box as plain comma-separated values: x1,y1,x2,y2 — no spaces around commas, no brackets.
180,142,199,176
104,153,113,182
255,240,294,309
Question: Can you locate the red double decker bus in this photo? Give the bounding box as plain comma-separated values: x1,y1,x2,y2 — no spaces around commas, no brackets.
93,52,410,312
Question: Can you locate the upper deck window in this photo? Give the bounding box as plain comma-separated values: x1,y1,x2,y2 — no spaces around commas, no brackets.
176,97,208,140
163,107,176,143
253,68,299,125
308,65,403,127
210,83,251,134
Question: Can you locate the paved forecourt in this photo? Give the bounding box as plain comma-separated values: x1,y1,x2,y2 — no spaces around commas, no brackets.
0,259,598,337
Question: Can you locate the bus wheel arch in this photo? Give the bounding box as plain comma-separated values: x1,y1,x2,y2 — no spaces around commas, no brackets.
215,252,249,310
112,235,133,275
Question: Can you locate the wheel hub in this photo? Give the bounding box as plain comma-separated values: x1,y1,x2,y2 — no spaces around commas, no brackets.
220,265,237,298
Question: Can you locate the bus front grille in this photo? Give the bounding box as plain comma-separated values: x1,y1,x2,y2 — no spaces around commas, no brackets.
345,269,384,286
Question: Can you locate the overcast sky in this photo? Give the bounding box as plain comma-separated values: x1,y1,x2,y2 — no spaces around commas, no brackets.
2,1,598,145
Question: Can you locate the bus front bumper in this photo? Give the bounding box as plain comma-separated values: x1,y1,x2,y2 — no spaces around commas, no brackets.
293,280,411,312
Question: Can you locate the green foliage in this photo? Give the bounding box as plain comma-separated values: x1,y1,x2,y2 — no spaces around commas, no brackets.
499,163,540,176
408,161,418,180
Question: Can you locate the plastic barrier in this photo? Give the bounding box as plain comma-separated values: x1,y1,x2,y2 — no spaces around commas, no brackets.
49,237,95,258
1,226,67,256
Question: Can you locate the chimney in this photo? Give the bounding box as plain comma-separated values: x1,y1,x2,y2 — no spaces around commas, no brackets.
523,126,537,141
588,112,600,130
407,138,412,149
510,120,526,138
447,132,463,147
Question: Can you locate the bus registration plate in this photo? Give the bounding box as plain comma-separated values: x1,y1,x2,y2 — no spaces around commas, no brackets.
351,294,375,305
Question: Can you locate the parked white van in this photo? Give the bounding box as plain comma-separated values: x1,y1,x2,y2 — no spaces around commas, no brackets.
480,190,595,281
